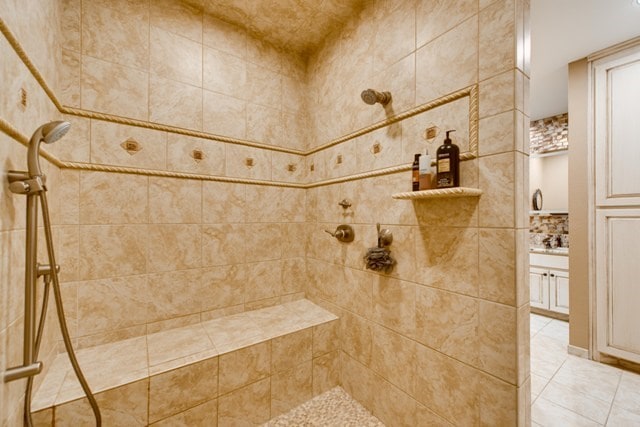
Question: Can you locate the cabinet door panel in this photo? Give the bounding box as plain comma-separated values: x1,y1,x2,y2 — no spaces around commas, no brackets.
549,271,569,314
530,268,549,309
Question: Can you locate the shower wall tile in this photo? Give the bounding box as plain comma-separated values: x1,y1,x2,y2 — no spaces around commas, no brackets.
150,399,217,426
90,120,167,170
479,151,516,228
370,324,417,396
203,47,247,99
166,134,226,176
479,109,516,156
415,16,478,104
202,15,247,57
81,56,149,122
479,0,516,80
478,300,517,383
416,0,478,48
150,0,203,43
218,341,271,395
78,225,148,280
247,63,282,108
149,26,202,87
61,0,81,51
202,182,246,224
201,224,246,267
79,172,149,225
148,177,202,224
371,0,415,74
202,90,247,140
271,152,307,183
200,265,246,312
59,49,81,107
146,269,203,323
76,275,148,336
81,1,150,71
45,114,90,163
244,223,283,262
246,103,282,146
148,357,219,423
244,260,283,303
271,329,312,373
479,228,517,305
54,226,80,283
271,361,313,417
217,377,271,426
313,352,338,395
148,76,203,131
147,224,201,273
479,69,516,119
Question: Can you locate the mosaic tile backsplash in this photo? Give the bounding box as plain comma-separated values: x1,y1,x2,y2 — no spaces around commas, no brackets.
530,113,568,155
530,214,569,249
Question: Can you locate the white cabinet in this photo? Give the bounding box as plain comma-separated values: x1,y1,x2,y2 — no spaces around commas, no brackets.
529,254,569,315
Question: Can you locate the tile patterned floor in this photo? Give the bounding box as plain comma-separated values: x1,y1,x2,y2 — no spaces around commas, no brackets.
263,387,384,427
530,313,640,426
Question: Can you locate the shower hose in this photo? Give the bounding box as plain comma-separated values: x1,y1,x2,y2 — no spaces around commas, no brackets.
23,191,102,427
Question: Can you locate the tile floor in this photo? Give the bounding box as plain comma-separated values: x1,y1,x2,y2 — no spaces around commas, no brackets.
530,313,640,426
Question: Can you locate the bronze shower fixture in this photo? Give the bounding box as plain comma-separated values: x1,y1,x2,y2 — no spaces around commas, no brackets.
361,88,392,106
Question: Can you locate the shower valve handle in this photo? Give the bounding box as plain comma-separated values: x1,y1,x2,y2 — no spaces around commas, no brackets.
324,225,355,243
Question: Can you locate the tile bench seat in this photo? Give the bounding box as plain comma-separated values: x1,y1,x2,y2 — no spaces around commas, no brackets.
31,299,340,426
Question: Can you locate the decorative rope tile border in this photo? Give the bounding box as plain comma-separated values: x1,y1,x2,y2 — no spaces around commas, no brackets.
0,16,479,189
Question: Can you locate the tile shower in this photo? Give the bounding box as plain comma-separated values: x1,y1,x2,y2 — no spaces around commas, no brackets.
1,0,531,425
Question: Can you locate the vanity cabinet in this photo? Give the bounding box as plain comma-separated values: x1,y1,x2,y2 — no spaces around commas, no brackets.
530,253,569,315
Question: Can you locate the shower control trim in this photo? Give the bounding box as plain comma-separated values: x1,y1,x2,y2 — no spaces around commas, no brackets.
324,224,355,243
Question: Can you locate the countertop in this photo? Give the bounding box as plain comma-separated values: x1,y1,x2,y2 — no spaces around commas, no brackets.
530,247,569,256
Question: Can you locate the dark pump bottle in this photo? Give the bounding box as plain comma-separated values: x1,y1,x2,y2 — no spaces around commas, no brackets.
436,130,460,188
412,153,421,191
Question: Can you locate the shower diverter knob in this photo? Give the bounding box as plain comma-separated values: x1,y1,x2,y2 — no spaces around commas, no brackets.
324,224,355,243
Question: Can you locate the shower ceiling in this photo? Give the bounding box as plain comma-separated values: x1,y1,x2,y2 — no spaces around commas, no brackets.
200,0,368,55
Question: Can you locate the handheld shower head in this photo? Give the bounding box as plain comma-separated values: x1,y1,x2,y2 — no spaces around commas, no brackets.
27,121,70,177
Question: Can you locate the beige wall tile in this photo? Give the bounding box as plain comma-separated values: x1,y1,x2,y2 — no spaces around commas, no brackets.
479,110,516,156
76,275,148,336
272,329,312,373
479,228,517,305
59,49,80,107
416,0,478,48
415,343,480,425
150,399,217,426
312,351,340,396
61,0,81,51
149,76,203,130
371,375,417,427
218,377,271,426
150,0,203,43
414,226,479,296
225,145,272,181
479,70,515,118
246,62,282,108
201,224,246,267
271,361,313,417
46,115,90,163
90,120,167,170
517,303,530,385
370,324,416,396
218,341,271,394
78,225,147,280
146,269,203,322
202,90,247,139
81,55,149,121
81,1,150,70
416,17,478,104
203,14,247,57
416,403,454,426
356,125,403,173
372,277,416,336
479,152,515,228
479,300,517,383
372,1,415,73
147,224,201,272
271,151,306,184
479,0,516,80
150,26,202,86
415,286,479,366
479,373,518,426
246,36,283,73
149,357,219,423
79,172,148,224
167,134,226,176
340,311,373,367
202,182,246,224
312,320,340,357
244,223,282,263
340,351,377,411
201,265,246,311
56,380,148,426
203,47,247,99
246,103,282,146
244,260,283,303
149,177,202,224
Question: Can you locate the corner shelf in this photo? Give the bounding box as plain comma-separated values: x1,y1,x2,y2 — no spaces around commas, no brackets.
392,187,483,200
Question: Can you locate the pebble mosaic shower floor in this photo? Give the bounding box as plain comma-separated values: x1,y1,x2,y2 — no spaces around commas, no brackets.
262,387,385,427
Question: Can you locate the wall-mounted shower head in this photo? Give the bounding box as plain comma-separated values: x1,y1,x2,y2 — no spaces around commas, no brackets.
361,89,392,106
27,121,71,177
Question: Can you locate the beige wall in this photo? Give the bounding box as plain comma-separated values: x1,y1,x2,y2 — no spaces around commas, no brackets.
2,0,531,425
305,0,531,424
567,58,590,351
529,152,569,211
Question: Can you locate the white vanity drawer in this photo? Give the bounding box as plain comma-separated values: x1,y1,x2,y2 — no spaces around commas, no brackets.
530,253,569,270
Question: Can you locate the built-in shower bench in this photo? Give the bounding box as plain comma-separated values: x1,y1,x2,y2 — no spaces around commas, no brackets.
31,299,340,426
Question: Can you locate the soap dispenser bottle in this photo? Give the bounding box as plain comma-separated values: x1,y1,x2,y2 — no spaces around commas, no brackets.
419,148,433,190
436,130,460,188
412,153,421,191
